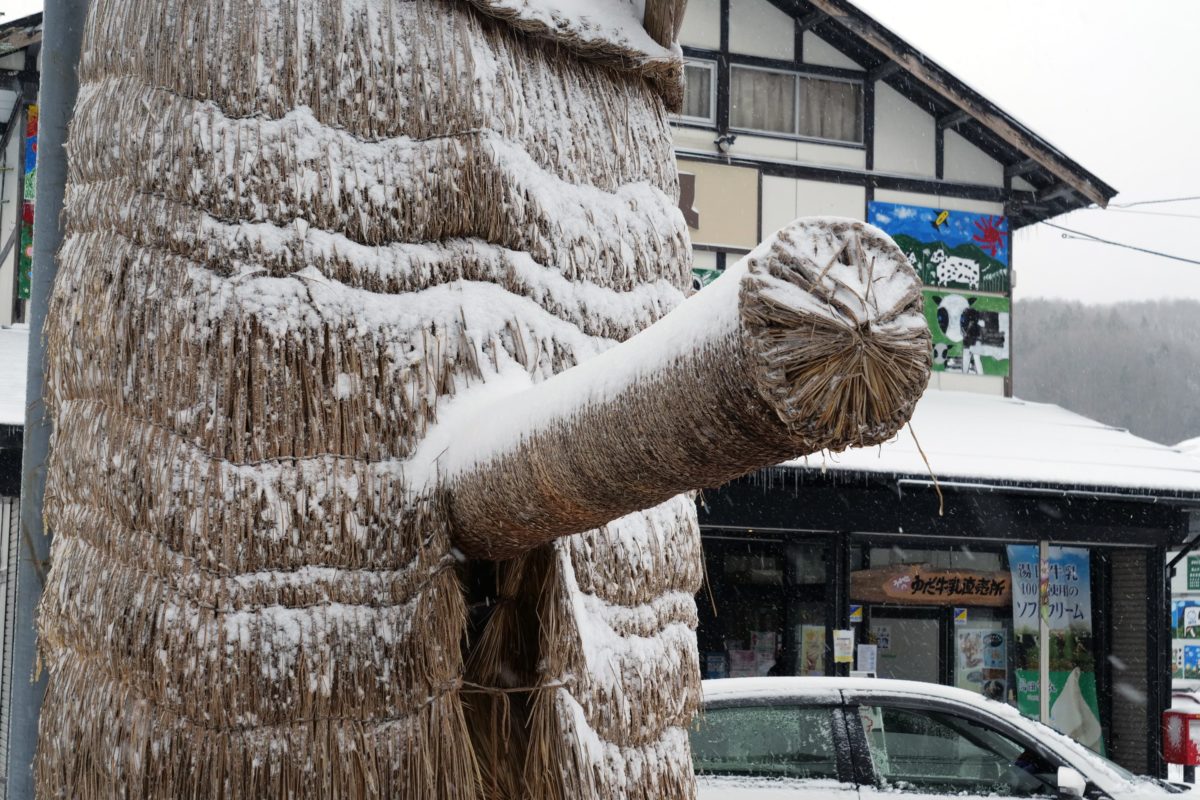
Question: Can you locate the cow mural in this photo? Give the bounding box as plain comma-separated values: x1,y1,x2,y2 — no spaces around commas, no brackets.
868,201,1010,295
929,292,1010,376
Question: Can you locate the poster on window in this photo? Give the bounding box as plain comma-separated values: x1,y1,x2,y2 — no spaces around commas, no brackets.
1007,546,1103,753
867,201,1009,293
1172,600,1200,638
954,625,1007,702
18,104,38,300
923,290,1010,377
799,624,826,676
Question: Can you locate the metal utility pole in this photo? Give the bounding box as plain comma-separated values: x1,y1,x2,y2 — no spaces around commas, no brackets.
9,1,88,797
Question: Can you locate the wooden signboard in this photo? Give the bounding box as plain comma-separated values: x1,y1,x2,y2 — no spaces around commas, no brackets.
850,565,1011,608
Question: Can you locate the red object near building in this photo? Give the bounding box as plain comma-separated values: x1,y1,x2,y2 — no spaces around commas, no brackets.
1163,696,1200,766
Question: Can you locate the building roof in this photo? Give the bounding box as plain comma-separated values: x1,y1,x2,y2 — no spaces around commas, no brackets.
0,325,27,428
786,390,1200,501
764,0,1117,227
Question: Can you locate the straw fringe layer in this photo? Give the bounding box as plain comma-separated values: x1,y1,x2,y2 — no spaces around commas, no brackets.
45,241,605,463
80,0,681,158
39,536,464,728
63,183,685,340
47,404,436,573
37,668,480,800
66,80,689,290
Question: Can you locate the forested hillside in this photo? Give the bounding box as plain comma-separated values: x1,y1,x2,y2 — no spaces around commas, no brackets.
1013,299,1200,447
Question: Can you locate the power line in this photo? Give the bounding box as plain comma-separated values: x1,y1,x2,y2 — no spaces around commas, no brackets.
1110,195,1200,208
1090,208,1200,221
1040,221,1200,266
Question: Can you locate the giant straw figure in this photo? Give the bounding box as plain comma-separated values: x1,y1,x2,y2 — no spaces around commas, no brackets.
37,1,931,797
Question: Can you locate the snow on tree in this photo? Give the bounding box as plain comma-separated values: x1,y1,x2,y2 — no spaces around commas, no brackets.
34,1,930,798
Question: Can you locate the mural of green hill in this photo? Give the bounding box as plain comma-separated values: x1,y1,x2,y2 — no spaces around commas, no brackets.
892,233,1010,293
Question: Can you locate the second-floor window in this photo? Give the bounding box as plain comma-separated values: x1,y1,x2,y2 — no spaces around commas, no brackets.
730,64,863,144
681,59,717,125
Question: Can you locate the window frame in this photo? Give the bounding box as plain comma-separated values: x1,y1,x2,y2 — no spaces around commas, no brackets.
841,693,1077,795
676,58,719,127
693,695,857,785
727,61,865,146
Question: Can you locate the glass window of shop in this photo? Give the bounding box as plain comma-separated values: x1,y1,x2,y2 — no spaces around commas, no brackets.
849,540,1105,754
697,534,831,679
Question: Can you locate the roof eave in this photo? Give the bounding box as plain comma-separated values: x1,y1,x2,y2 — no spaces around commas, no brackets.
804,0,1117,210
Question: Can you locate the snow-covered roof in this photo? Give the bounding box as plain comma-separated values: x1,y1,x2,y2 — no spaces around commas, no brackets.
1177,436,1200,458
787,389,1200,499
0,326,28,427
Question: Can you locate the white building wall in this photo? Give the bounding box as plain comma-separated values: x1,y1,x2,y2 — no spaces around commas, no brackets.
944,130,1004,188
761,176,865,239
873,83,935,178
678,0,720,50
729,0,794,60
802,32,862,70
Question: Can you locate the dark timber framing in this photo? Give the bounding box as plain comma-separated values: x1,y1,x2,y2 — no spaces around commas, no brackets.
678,0,1116,228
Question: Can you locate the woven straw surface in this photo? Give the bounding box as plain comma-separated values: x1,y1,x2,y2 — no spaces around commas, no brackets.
37,1,929,799
39,1,694,798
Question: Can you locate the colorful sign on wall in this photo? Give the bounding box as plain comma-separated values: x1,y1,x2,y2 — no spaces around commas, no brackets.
924,290,1010,377
18,104,38,300
868,201,1010,293
1007,546,1103,753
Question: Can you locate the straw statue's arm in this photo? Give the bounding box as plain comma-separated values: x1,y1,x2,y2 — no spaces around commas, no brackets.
442,218,932,560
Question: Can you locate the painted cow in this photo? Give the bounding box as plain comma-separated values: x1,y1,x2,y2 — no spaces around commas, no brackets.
936,255,981,290
933,294,1008,375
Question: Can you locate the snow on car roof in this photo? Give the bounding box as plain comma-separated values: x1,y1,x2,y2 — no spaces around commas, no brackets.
783,389,1200,498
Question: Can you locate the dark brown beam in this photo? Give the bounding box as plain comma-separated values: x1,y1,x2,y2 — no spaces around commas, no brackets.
937,109,971,130
798,10,827,30
1005,158,1039,179
868,60,900,82
1036,183,1077,204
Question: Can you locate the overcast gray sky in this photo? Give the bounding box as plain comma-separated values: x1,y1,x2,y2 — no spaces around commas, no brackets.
7,1,1199,304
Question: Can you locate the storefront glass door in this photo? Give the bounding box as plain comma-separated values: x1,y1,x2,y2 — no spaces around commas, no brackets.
867,609,940,683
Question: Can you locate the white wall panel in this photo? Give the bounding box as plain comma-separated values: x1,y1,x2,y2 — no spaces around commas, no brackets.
729,0,794,60
802,33,862,70
673,126,720,153
873,83,935,178
794,179,865,221
692,249,719,269
679,0,720,50
932,373,1006,395
762,176,865,239
794,139,866,169
944,130,1004,188
760,176,799,240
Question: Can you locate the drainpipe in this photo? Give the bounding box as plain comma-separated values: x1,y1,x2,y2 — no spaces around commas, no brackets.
9,1,88,798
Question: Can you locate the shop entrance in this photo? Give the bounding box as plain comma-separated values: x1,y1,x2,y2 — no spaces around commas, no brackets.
867,608,941,683
864,605,1012,701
